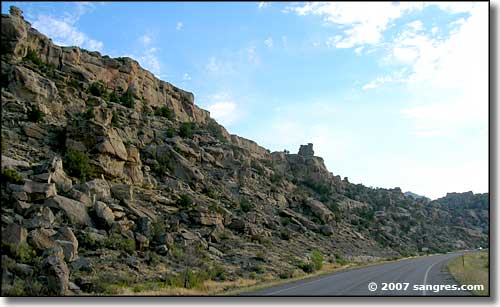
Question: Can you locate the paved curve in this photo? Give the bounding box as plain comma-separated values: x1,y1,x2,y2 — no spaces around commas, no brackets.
247,253,472,296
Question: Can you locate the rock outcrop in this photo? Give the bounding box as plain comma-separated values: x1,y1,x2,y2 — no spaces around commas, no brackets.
0,6,488,296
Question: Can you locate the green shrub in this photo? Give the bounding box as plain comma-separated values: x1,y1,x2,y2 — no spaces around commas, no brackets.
27,106,44,123
109,91,120,103
111,110,119,127
154,106,174,120
279,270,294,279
166,268,209,289
240,198,254,213
177,194,193,209
207,264,227,281
311,250,324,271
105,233,136,254
2,169,23,184
153,154,173,175
202,187,218,199
83,107,94,120
280,229,291,240
297,261,315,273
179,122,196,138
64,148,96,182
205,118,226,142
23,49,43,66
165,128,175,138
334,253,348,265
88,81,107,97
120,90,134,108
208,203,224,214
1,242,36,264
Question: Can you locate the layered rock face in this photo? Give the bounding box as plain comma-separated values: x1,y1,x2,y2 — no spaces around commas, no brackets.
1,7,488,296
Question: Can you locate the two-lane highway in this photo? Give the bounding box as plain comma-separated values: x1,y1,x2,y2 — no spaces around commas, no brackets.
247,253,472,296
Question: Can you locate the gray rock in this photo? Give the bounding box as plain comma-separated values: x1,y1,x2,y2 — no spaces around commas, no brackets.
42,254,69,295
2,223,27,246
21,181,57,201
45,195,92,226
28,228,57,251
78,179,111,201
93,201,114,227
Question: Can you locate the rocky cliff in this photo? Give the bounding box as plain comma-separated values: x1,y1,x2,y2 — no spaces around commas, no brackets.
1,7,489,296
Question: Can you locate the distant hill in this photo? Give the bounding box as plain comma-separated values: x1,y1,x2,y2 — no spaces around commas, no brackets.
404,191,430,201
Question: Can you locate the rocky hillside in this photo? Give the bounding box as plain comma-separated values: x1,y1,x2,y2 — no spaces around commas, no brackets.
1,7,489,296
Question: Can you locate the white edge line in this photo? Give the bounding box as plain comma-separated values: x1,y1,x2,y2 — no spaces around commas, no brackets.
422,260,437,296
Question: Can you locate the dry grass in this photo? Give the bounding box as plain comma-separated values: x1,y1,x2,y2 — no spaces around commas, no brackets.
104,278,259,296
447,251,489,296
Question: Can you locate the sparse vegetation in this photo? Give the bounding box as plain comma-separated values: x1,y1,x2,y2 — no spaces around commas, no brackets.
239,198,254,213
447,252,489,296
23,49,43,66
105,233,136,254
120,90,134,108
88,81,107,97
179,122,196,138
2,169,23,184
64,148,96,182
27,106,45,123
311,250,324,271
154,106,174,120
177,194,194,209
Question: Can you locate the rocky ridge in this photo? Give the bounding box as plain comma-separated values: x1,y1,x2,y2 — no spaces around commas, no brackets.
1,7,489,296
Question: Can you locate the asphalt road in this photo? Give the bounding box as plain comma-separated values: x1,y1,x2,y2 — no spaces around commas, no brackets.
248,253,473,296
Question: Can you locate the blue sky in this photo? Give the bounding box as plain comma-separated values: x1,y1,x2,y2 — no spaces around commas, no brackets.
2,2,488,199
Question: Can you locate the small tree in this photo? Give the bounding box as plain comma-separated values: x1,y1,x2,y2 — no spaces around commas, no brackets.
64,148,95,182
27,106,44,123
311,250,324,271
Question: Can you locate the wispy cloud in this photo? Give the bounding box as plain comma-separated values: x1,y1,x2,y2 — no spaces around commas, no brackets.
134,34,161,77
204,93,240,126
258,2,269,9
31,3,104,52
176,21,183,30
264,37,273,48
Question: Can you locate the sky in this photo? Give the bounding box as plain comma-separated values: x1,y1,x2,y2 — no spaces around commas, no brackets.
2,1,489,199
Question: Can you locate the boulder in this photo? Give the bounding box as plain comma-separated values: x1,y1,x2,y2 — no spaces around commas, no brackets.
304,198,334,224
135,233,149,250
190,208,223,226
42,254,69,295
1,155,30,170
23,207,54,229
320,225,334,236
54,227,78,262
2,223,27,247
78,179,111,201
28,228,57,251
21,181,57,201
93,201,114,227
34,157,72,192
110,184,133,202
45,195,92,226
95,128,128,161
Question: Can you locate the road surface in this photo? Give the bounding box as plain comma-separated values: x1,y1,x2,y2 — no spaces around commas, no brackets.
248,253,472,296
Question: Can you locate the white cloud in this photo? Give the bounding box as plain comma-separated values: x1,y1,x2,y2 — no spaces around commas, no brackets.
32,13,104,52
281,36,288,48
246,46,260,65
264,37,273,48
407,20,424,31
183,73,191,81
206,56,220,73
286,2,478,49
286,2,418,48
176,21,183,31
354,46,364,55
400,4,488,137
139,48,161,76
205,94,240,125
140,34,152,45
258,2,269,9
